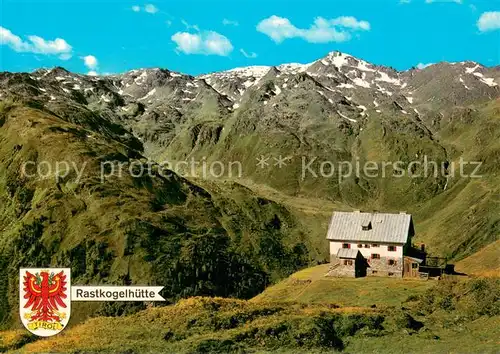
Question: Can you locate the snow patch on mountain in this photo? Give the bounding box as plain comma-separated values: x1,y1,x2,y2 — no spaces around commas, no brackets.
357,105,367,116
479,77,497,87
459,77,471,90
139,88,156,100
225,66,271,78
465,65,481,74
338,83,355,89
472,72,498,87
375,72,401,85
352,77,371,88
277,63,310,73
337,110,357,122
323,51,350,68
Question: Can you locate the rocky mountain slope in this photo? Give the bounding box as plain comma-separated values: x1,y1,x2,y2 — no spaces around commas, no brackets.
1,51,498,160
0,51,499,327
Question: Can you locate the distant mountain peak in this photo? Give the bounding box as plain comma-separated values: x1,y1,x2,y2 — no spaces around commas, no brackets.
1,51,498,127
225,65,271,77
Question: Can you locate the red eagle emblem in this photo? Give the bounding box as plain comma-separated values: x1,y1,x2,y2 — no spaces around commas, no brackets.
23,270,68,322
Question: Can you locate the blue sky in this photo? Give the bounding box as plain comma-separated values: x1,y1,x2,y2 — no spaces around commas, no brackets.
0,0,499,75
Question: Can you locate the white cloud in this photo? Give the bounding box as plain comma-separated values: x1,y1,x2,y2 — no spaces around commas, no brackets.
256,15,370,44
240,49,257,58
257,16,296,43
172,32,201,54
425,0,462,3
223,19,239,26
144,4,158,14
27,35,72,55
477,12,500,32
416,62,433,69
0,26,72,58
0,27,28,51
330,16,370,30
87,71,98,76
83,55,98,69
181,19,200,32
58,53,72,60
131,4,158,14
172,31,233,56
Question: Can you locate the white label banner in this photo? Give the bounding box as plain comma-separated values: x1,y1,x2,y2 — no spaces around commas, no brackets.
72,286,165,301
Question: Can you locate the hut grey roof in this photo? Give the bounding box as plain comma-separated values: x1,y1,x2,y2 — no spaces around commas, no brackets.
326,211,413,244
405,256,424,264
336,248,360,259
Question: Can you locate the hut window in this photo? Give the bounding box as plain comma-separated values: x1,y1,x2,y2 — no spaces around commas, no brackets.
372,244,379,247
357,244,363,248
342,243,350,249
343,260,353,265
388,259,396,266
388,245,397,252
371,253,380,259
412,263,419,269
388,272,395,276
364,244,370,248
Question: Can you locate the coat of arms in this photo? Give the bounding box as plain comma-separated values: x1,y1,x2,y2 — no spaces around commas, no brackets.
19,268,71,336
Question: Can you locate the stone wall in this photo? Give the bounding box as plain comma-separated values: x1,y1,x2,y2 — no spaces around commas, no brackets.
328,255,403,278
326,257,356,277
367,256,403,277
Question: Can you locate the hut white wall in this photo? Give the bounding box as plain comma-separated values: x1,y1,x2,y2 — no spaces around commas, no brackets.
329,241,404,259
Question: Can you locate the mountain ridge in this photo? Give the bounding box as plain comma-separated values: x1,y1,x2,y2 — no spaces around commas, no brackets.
28,50,500,78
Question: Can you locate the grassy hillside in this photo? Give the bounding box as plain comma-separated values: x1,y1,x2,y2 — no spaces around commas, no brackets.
2,273,498,353
455,240,500,277
411,101,500,260
251,265,434,307
0,104,320,327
